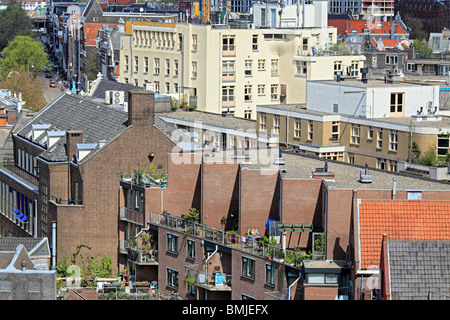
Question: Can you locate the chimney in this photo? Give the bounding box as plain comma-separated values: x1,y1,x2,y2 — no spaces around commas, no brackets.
128,91,156,126
6,109,16,125
359,163,373,183
66,131,83,162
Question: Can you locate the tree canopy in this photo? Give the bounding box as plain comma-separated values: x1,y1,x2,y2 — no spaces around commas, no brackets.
0,35,49,79
0,5,33,50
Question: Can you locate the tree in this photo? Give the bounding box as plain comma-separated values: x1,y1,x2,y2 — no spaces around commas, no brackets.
0,69,47,111
403,15,428,42
0,5,33,50
0,35,49,78
412,40,436,59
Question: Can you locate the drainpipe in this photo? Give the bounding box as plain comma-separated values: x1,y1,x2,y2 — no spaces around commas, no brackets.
392,177,397,199
52,221,57,269
205,245,218,276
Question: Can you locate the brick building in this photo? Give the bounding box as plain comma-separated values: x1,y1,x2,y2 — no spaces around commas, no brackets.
0,90,175,274
119,148,450,300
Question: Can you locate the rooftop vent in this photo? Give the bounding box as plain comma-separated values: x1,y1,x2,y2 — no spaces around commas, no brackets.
312,159,335,180
359,163,373,183
273,147,285,165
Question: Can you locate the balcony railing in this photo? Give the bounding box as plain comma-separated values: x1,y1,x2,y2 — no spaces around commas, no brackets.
148,211,306,266
120,206,145,226
184,265,231,291
1,158,39,187
128,248,158,265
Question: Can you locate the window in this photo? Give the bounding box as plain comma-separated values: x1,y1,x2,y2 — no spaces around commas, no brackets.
245,60,252,76
273,115,280,134
348,152,355,164
294,118,301,138
187,239,195,259
223,35,235,55
154,58,160,75
124,55,129,72
165,82,170,94
174,60,179,77
252,35,258,51
438,134,450,156
377,158,387,170
390,93,404,115
368,126,373,140
271,59,279,76
308,120,313,140
350,61,359,76
166,59,170,76
144,57,149,73
270,84,278,100
257,84,265,95
377,128,383,149
167,233,178,253
306,273,338,284
334,61,342,75
389,130,398,151
0,280,12,292
260,113,266,131
385,55,398,65
244,110,252,119
332,121,340,141
192,34,197,51
192,61,197,78
265,264,275,285
389,160,397,172
244,85,252,101
174,83,179,93
167,268,179,288
154,81,160,94
29,279,41,293
302,38,308,51
222,85,235,107
222,60,235,80
296,61,307,75
242,257,255,279
258,59,266,70
351,124,360,145
134,56,138,72
242,294,255,300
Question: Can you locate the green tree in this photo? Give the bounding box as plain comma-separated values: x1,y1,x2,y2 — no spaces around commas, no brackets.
0,35,49,78
403,15,428,41
0,5,33,50
412,40,436,59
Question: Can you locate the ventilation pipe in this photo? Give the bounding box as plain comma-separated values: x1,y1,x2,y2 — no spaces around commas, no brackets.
392,177,397,199
52,221,57,269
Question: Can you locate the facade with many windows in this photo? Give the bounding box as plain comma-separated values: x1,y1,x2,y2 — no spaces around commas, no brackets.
256,79,450,174
118,20,365,120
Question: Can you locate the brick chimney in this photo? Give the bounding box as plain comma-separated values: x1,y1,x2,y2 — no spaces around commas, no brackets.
6,109,16,125
127,91,155,127
66,131,83,162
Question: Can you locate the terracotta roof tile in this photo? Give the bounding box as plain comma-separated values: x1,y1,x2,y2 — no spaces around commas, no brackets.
358,199,450,269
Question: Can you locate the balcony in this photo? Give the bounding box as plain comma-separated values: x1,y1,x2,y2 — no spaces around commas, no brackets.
184,265,231,291
119,206,145,226
128,248,158,265
148,211,307,266
1,158,38,187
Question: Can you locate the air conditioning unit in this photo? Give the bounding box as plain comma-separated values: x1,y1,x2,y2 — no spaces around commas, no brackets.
105,90,112,104
146,83,156,92
111,90,124,105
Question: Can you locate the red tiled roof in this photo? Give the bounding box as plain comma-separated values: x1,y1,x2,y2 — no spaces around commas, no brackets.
329,19,406,35
84,23,117,46
358,199,450,270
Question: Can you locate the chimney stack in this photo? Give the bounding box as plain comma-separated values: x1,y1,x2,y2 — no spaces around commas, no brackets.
66,131,83,162
128,91,156,127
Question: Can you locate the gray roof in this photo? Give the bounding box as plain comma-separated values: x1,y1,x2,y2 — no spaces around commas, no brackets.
0,237,44,252
388,240,450,300
16,93,129,162
91,79,145,103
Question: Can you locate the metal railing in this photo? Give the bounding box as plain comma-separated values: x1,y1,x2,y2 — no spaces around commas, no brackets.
1,158,39,186
98,287,182,300
119,206,145,226
128,248,158,264
148,210,306,266
184,265,232,291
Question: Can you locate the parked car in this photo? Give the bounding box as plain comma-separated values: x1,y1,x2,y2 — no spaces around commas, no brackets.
49,80,56,87
45,72,52,78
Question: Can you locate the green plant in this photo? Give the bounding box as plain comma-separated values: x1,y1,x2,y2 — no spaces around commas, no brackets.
184,277,196,285
184,207,200,223
314,232,326,255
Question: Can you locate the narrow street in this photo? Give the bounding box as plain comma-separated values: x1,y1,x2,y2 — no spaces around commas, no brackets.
37,71,64,104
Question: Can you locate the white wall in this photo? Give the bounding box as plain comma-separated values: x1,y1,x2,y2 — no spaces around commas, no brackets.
306,81,440,118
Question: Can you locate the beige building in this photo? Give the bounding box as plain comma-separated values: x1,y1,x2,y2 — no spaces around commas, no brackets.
256,79,450,176
118,20,365,120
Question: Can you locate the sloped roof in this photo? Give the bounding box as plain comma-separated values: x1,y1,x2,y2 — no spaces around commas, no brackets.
91,79,144,102
16,93,129,163
0,237,43,252
358,199,450,269
329,19,407,36
387,240,450,300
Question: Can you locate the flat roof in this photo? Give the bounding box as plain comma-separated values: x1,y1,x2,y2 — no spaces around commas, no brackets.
314,79,430,88
158,110,256,132
203,149,450,191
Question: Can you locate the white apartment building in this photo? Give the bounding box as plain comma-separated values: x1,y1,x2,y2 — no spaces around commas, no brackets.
118,16,365,119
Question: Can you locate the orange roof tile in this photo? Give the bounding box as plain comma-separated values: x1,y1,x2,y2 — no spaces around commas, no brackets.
358,199,450,269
